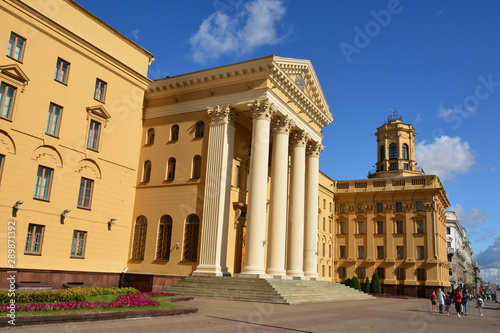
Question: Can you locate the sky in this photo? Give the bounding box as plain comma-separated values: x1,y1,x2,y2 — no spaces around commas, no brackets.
77,0,500,283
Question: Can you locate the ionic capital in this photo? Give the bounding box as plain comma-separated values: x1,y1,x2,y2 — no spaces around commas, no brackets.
306,142,324,157
248,99,275,121
290,130,309,148
207,105,236,125
271,115,294,135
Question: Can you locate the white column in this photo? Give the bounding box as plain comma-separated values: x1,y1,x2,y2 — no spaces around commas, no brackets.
239,99,274,277
266,115,293,277
193,105,235,276
304,141,323,279
286,130,308,277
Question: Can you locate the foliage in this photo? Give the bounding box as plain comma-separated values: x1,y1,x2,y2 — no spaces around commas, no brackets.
344,278,352,287
364,277,370,293
370,272,382,294
351,276,361,291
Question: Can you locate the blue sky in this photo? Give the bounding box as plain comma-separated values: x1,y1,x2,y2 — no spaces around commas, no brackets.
78,0,500,282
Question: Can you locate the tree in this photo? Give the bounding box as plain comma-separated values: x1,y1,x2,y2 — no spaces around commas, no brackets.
345,277,352,287
352,276,361,291
364,277,371,293
371,272,382,294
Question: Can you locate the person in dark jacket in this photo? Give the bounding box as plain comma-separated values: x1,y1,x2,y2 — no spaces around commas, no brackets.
453,287,463,318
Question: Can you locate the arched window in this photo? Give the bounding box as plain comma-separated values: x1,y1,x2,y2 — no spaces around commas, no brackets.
146,128,155,144
402,144,409,160
131,216,147,259
171,124,179,141
380,146,385,161
389,143,398,159
192,155,201,179
195,121,204,138
183,214,200,261
156,215,173,261
143,160,151,182
167,157,176,181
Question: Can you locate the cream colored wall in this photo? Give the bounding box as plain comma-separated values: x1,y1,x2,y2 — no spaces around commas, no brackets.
0,0,150,273
318,172,335,281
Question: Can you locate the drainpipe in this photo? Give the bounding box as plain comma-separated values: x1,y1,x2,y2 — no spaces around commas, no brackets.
433,196,440,285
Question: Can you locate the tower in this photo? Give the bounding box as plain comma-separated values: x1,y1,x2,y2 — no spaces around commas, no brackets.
368,108,425,179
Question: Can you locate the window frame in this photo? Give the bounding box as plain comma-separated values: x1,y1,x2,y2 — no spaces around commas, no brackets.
396,220,404,234
142,160,152,183
396,267,405,280
416,201,423,211
24,224,44,255
33,165,53,201
194,121,204,138
339,246,346,258
390,163,397,170
0,82,17,121
192,155,201,179
339,266,346,278
94,78,107,102
70,230,87,258
146,128,155,145
183,214,200,262
396,246,404,259
357,267,366,279
77,177,94,209
86,119,102,151
416,220,424,233
376,203,383,213
357,221,365,234
6,32,26,62
45,103,63,137
377,246,384,259
156,215,173,261
417,246,425,259
54,58,70,84
167,157,176,181
357,204,364,213
417,268,426,281
389,143,398,159
339,204,347,214
376,221,384,234
131,216,147,260
395,202,403,212
170,124,179,141
357,245,365,259
402,143,409,160
376,267,385,279
339,221,347,235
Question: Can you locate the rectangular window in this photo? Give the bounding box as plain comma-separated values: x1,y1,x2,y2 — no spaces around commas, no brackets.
0,82,16,120
396,221,404,234
416,220,424,233
87,120,101,150
54,58,70,84
33,165,53,200
7,33,26,61
24,224,44,254
395,202,403,212
357,204,364,213
376,267,385,279
377,221,384,234
446,227,450,235
339,267,346,278
77,177,94,209
322,243,325,257
329,244,332,258
417,268,425,280
94,78,107,102
339,222,347,234
390,163,397,170
377,246,384,259
358,246,365,259
339,246,346,258
417,246,425,259
70,230,87,258
323,199,326,209
396,267,405,280
329,266,332,277
329,202,332,212
416,201,423,211
357,221,365,234
447,241,451,248
323,217,326,231
396,246,404,259
339,204,346,214
322,265,325,277
45,103,62,136
376,203,383,213
357,267,366,279
404,163,409,170
329,220,332,233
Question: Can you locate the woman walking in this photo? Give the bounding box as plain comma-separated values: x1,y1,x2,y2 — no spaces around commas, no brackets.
453,287,463,318
462,291,469,315
436,288,445,313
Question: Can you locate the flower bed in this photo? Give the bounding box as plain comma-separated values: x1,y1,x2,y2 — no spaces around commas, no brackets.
1,292,175,313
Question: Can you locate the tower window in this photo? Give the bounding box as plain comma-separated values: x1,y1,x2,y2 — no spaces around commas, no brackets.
389,143,397,159
390,163,397,170
402,144,409,159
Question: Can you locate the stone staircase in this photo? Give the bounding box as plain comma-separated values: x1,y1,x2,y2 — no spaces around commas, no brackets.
166,276,373,304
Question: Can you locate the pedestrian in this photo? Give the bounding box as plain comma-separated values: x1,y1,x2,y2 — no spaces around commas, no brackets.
476,294,484,317
453,287,463,318
462,290,469,315
437,288,445,313
445,294,452,315
430,290,437,312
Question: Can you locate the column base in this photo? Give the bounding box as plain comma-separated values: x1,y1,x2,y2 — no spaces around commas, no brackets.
234,273,271,279
286,269,305,278
192,265,231,277
266,268,286,276
270,275,293,280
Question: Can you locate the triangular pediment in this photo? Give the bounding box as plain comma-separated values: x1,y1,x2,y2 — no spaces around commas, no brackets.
0,64,29,84
86,105,111,119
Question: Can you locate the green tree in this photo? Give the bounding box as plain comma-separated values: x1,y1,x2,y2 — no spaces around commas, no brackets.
371,272,382,294
344,277,352,287
364,277,371,293
351,276,361,291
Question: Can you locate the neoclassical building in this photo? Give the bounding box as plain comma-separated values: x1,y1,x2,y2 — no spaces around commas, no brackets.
127,56,334,289
334,115,451,297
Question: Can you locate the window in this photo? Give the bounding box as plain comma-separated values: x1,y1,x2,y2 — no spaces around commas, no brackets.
70,230,87,258
357,267,365,279
329,244,332,258
77,177,94,209
389,143,397,159
194,121,204,138
390,163,397,170
329,220,332,233
323,218,326,231
447,241,451,248
167,158,176,181
380,146,385,161
396,267,405,280
395,202,403,212
376,221,384,234
339,204,346,214
87,120,101,150
416,201,423,211
45,103,62,136
236,165,242,187
322,243,325,257
376,203,383,213
339,246,346,258
339,267,346,278
131,216,147,260
357,221,365,234
329,266,332,277
24,224,44,254
94,78,107,102
330,202,332,212
446,227,450,235
358,246,365,259
323,199,326,209
33,166,53,200
171,125,179,141
402,144,409,160
183,214,200,261
0,82,16,120
417,268,425,280
357,204,364,213
404,163,409,170
417,246,425,259
376,267,385,279
396,246,404,259
143,161,151,182
396,221,404,234
322,265,325,277
146,128,155,144
7,33,26,61
416,220,424,233
54,58,70,84
192,155,201,179
377,246,384,259
156,215,173,261
339,222,347,234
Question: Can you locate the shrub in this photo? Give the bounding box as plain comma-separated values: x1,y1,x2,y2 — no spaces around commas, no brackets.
371,272,382,294
344,278,352,287
364,277,370,293
351,276,361,291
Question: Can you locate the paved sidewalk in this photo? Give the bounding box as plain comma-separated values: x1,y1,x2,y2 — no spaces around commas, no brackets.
4,298,499,332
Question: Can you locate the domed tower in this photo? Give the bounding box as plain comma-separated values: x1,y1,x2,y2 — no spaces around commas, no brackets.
368,108,425,179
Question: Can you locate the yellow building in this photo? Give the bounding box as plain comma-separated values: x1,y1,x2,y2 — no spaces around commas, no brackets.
334,114,451,297
0,0,152,287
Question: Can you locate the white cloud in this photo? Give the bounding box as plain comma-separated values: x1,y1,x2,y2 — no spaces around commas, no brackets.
190,0,287,64
448,204,487,228
132,29,140,41
474,235,500,272
415,136,475,181
438,104,477,119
